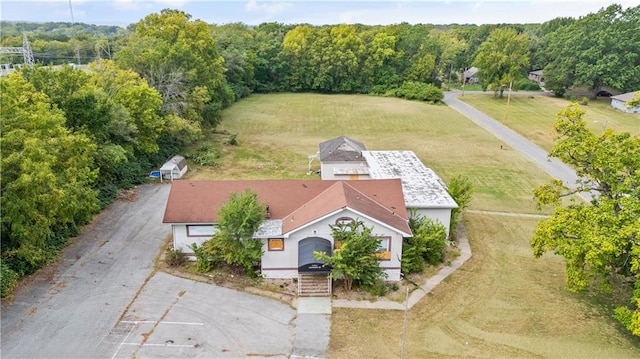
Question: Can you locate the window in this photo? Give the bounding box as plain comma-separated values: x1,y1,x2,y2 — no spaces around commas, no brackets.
376,237,391,261
186,225,218,237
268,238,284,251
335,216,354,225
377,237,390,251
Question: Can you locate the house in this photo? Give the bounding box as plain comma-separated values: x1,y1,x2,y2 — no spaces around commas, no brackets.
463,67,479,84
317,137,458,235
611,91,640,114
162,137,457,292
160,155,188,181
528,70,544,84
163,179,410,283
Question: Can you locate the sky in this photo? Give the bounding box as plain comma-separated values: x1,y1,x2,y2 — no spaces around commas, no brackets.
1,0,639,27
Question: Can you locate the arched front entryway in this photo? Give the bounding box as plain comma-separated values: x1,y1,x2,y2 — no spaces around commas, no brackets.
298,237,332,296
298,237,332,272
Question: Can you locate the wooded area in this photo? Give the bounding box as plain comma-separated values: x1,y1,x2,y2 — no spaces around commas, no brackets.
1,4,639,337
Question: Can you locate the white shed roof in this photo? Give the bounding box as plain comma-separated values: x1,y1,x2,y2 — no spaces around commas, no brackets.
362,151,458,209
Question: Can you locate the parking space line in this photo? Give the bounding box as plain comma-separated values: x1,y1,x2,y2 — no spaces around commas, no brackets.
121,320,204,326
120,342,196,348
110,323,135,359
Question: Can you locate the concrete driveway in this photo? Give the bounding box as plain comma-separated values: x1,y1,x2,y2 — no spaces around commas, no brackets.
443,91,591,202
1,183,317,359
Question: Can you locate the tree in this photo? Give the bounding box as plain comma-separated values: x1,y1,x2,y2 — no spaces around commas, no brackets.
1,73,99,277
530,103,640,336
472,27,530,97
447,175,474,239
542,5,640,96
115,9,231,126
202,190,267,277
314,220,385,292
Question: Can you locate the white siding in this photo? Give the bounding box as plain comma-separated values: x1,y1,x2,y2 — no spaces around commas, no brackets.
172,224,216,254
261,209,404,281
413,208,453,236
320,161,370,180
611,98,640,113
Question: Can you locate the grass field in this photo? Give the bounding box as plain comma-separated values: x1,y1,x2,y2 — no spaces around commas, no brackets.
457,93,640,151
191,93,640,357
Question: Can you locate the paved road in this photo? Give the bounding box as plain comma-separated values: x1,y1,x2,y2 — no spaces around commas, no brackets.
1,183,320,359
1,184,173,358
443,91,591,202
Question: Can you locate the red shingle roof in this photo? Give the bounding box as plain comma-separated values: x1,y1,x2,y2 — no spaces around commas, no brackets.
163,179,409,234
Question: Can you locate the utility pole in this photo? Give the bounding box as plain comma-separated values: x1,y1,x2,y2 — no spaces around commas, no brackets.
504,80,513,120
69,0,75,24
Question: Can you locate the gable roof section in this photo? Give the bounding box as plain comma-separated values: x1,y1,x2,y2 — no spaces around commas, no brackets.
362,151,458,209
318,136,367,161
163,179,409,235
282,180,410,235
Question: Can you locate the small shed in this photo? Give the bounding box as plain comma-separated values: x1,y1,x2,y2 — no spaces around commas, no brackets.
528,70,544,84
463,67,479,84
611,91,640,114
160,155,188,181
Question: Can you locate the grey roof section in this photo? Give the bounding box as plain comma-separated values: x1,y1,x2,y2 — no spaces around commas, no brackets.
611,91,639,103
161,155,187,171
463,67,478,77
362,151,458,209
254,219,283,238
319,136,367,161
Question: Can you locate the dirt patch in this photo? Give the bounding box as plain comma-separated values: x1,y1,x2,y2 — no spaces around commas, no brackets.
116,189,139,202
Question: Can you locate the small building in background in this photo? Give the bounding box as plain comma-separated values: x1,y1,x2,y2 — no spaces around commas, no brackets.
528,70,544,84
462,67,479,84
611,91,640,114
160,155,188,181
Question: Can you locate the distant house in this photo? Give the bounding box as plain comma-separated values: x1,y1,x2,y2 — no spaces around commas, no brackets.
528,70,544,84
611,91,640,114
160,155,188,181
463,67,479,84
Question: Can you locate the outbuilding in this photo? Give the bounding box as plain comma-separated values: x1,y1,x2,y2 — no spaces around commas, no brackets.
611,91,640,113
160,155,188,181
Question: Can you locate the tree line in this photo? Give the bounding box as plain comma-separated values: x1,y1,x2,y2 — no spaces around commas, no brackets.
1,5,638,311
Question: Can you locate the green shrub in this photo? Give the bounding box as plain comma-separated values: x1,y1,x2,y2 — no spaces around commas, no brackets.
515,78,541,91
386,81,443,103
580,96,589,105
402,212,448,274
165,247,187,267
188,145,221,167
190,243,214,273
1,262,19,298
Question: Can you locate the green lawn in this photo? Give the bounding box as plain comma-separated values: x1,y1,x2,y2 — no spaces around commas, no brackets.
189,93,640,357
194,93,556,214
457,93,640,151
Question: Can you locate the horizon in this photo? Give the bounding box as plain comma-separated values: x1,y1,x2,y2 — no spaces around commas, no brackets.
1,1,638,28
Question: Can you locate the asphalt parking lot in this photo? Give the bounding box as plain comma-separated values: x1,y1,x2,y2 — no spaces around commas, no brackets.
1,183,328,358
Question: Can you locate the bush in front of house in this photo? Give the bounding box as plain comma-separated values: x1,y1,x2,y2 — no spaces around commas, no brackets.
402,212,448,275
515,78,541,91
165,247,187,267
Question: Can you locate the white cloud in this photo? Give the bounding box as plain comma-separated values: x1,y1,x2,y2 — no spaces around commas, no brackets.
113,0,139,11
245,0,293,17
154,0,189,7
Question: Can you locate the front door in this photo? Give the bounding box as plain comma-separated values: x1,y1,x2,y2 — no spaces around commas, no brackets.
298,237,332,272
